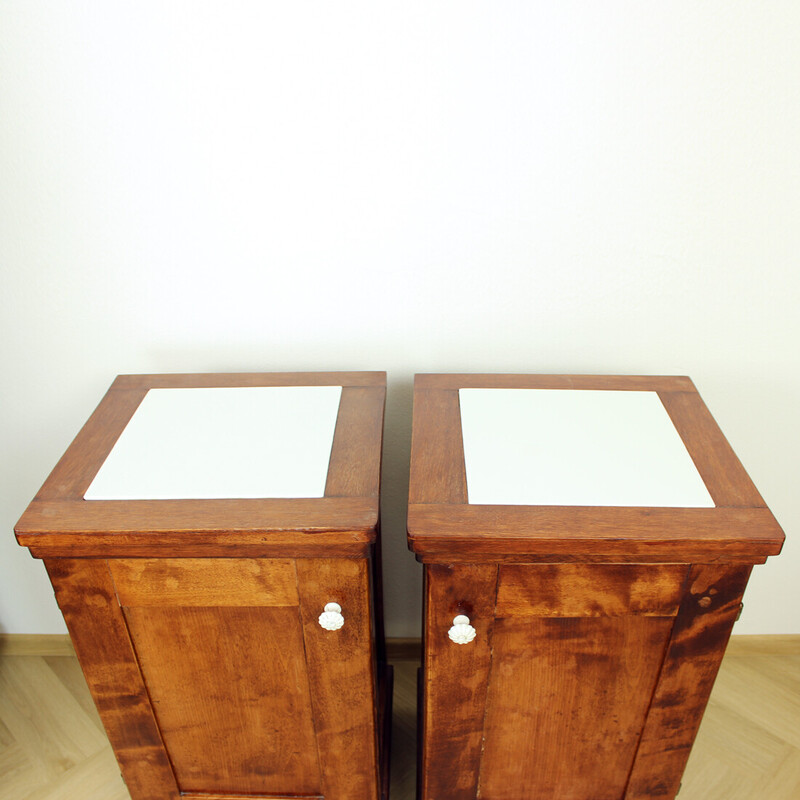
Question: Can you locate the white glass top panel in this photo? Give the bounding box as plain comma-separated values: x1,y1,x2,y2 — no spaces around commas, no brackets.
84,386,342,500
459,388,714,507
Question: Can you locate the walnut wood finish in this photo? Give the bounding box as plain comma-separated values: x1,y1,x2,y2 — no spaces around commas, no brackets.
297,558,382,800
48,556,387,799
108,558,299,607
480,615,674,800
419,565,498,800
495,563,689,617
413,373,698,391
326,386,385,498
4,649,800,800
16,372,386,557
407,374,783,564
408,374,785,800
409,505,781,563
124,604,321,795
408,389,467,505
625,565,752,799
44,559,180,800
17,372,388,800
180,795,324,800
658,390,765,507
112,371,386,389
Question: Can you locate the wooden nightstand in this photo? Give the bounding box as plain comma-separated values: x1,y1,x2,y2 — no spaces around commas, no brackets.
407,374,784,800
16,372,390,800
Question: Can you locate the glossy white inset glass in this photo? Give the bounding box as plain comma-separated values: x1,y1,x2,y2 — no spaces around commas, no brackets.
84,386,342,500
459,388,714,508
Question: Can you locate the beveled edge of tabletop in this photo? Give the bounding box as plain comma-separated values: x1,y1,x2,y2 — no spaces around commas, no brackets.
15,372,386,557
112,371,386,389
407,373,785,563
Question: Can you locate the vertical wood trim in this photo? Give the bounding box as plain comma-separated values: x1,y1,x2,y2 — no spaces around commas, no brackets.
44,558,180,800
624,564,752,800
420,564,498,800
409,388,468,504
325,385,386,498
296,558,380,800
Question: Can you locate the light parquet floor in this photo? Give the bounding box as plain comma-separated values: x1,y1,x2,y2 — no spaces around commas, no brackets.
0,646,797,799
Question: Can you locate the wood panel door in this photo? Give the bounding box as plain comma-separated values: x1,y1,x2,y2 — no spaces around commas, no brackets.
422,564,693,800
47,556,380,800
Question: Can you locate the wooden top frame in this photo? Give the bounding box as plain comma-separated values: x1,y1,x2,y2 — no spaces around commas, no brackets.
407,374,784,564
16,372,386,558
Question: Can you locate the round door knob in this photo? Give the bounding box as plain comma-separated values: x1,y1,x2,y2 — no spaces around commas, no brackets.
318,602,344,631
448,614,476,644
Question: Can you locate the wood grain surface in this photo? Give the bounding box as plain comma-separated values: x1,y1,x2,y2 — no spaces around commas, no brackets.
657,390,766,508
408,378,782,800
325,385,386,498
3,652,800,800
44,559,180,800
16,372,388,800
18,498,376,557
16,372,385,558
408,389,467,504
408,504,783,562
406,374,784,564
414,374,697,391
479,615,674,800
33,388,149,502
109,558,298,607
124,605,320,796
419,564,498,800
625,565,752,799
112,371,386,389
180,795,323,800
296,558,382,800
496,564,689,617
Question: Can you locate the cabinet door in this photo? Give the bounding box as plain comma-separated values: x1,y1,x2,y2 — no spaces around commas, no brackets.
481,564,688,800
47,557,379,800
422,564,688,800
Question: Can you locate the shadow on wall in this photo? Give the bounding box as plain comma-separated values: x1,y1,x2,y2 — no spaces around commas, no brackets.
381,375,422,639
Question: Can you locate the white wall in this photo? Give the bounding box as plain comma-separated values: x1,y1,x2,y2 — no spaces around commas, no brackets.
1,1,798,637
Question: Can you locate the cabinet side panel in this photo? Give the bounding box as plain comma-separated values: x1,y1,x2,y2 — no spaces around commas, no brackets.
124,605,321,796
296,558,380,800
625,565,752,800
421,564,498,800
479,616,673,800
43,558,180,800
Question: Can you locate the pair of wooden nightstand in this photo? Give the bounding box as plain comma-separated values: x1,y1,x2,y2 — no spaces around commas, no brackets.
15,372,784,800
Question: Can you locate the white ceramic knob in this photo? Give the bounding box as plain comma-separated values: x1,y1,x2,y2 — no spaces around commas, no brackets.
448,614,476,644
318,602,344,631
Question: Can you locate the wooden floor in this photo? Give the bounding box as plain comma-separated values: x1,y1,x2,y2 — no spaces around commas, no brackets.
0,639,797,799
